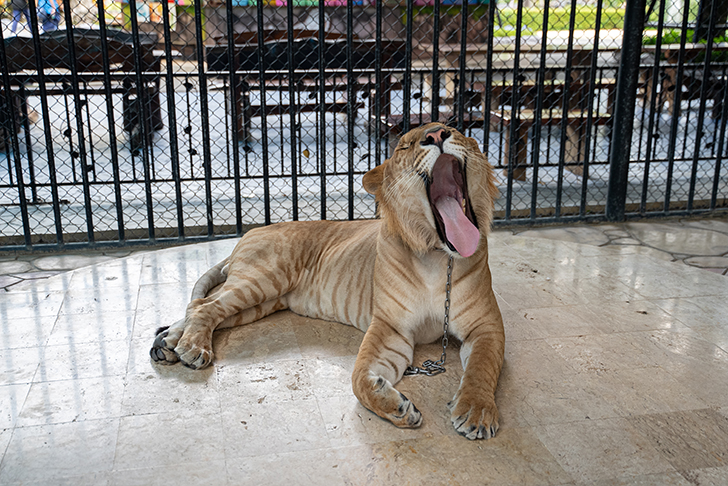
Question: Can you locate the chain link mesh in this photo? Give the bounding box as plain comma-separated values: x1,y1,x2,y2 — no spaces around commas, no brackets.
0,0,726,248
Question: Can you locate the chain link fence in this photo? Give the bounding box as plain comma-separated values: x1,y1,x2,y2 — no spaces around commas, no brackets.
0,0,726,250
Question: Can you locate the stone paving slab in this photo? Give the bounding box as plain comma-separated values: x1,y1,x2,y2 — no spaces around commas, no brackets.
0,217,726,292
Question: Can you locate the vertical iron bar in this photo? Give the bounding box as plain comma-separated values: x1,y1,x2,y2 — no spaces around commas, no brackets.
483,0,495,153
579,0,604,216
82,83,97,182
161,0,184,238
431,0,441,122
347,0,355,219
18,85,37,202
530,0,550,220
687,0,719,212
0,25,32,247
129,0,156,240
402,0,414,134
257,1,270,224
639,0,666,214
456,0,468,132
193,0,214,235
375,0,383,166
505,0,525,221
606,0,646,221
225,0,242,234
318,0,327,220
27,0,63,245
711,65,728,209
555,0,577,218
286,0,299,220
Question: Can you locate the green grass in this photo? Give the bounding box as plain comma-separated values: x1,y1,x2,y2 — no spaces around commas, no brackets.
492,6,625,36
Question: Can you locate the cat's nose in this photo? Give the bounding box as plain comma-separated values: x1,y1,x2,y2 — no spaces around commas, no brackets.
422,127,451,150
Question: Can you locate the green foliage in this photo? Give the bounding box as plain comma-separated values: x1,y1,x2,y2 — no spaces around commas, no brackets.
642,29,728,45
493,6,625,36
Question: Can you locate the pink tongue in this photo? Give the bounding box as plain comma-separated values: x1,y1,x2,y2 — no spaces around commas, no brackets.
434,196,480,257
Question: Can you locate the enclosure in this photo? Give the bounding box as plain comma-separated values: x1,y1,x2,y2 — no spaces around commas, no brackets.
1,0,727,250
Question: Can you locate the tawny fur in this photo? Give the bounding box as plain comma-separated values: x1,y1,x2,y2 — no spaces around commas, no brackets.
150,123,505,439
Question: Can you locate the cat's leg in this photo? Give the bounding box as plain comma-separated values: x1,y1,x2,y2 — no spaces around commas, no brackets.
351,318,421,428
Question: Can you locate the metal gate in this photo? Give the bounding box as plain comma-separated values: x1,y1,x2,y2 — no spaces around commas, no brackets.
1,0,726,250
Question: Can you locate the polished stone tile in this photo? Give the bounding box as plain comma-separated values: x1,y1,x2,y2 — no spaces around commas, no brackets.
67,257,143,290
292,316,363,358
0,315,56,350
211,312,303,365
221,398,331,458
138,250,213,286
679,467,728,486
682,219,728,233
546,333,667,374
303,355,357,399
16,376,125,427
505,305,604,338
629,409,728,471
8,272,72,293
515,374,620,426
0,260,34,274
47,311,135,346
114,411,224,470
625,222,728,256
59,286,139,316
494,279,588,309
216,359,314,406
615,263,728,299
14,472,112,486
585,367,708,417
335,430,572,485
631,329,728,371
535,418,674,482
516,226,611,246
504,339,579,382
585,300,689,334
0,383,30,429
0,290,66,320
121,371,219,417
35,340,130,382
227,448,345,486
0,347,41,385
500,308,550,341
3,228,728,485
575,471,692,486
651,295,728,328
109,460,228,486
33,254,117,271
0,419,119,483
597,244,678,262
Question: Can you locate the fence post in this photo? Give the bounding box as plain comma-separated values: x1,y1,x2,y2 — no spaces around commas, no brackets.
606,0,646,221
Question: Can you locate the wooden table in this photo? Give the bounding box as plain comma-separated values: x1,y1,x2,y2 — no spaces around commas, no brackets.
419,42,621,105
641,43,728,115
3,29,164,145
206,32,406,140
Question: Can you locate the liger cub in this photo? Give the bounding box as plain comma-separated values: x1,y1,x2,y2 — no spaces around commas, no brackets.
150,123,505,440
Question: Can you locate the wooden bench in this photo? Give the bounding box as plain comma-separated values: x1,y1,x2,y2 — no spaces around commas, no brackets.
490,109,612,181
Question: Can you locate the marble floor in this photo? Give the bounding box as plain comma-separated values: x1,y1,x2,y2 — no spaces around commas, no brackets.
1,220,728,485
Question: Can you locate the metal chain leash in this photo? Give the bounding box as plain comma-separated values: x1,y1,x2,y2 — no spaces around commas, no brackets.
404,254,453,377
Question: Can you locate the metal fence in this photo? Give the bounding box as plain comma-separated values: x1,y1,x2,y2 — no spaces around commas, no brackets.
1,0,726,250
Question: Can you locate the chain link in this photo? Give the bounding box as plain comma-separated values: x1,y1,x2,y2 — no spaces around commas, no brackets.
404,254,453,377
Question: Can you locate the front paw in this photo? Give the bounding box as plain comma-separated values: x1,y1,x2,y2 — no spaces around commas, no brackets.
448,393,499,440
174,335,214,370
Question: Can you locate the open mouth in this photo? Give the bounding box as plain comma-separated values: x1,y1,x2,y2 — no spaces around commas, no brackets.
426,154,480,257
